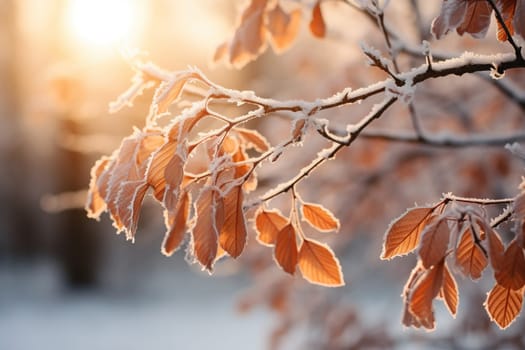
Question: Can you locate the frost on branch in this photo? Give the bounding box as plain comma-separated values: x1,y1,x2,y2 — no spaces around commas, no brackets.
87,65,344,284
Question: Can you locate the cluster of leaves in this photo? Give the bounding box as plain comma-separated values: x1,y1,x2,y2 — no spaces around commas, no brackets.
86,65,344,286
86,0,525,335
214,0,326,67
382,190,525,330
432,0,524,41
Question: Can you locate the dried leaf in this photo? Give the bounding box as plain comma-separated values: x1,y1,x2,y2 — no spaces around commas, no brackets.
431,0,468,39
191,187,223,270
440,263,459,317
402,265,425,328
255,208,289,246
267,4,302,53
309,1,326,38
229,0,269,67
298,239,344,286
147,141,177,202
514,0,525,39
219,186,247,258
457,1,492,38
487,228,505,272
485,283,524,329
495,239,525,290
301,202,340,232
381,207,436,260
455,226,488,280
236,127,270,153
274,224,298,274
419,219,450,269
153,72,199,114
162,191,191,256
409,260,445,330
116,180,149,240
86,157,111,219
496,0,516,41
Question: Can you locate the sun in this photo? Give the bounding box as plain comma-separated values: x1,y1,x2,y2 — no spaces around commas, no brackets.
66,0,136,47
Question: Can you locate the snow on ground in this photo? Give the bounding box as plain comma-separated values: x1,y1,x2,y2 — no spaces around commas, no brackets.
0,259,271,350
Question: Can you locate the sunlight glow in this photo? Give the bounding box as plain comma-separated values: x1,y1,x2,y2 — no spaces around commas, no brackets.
66,0,136,47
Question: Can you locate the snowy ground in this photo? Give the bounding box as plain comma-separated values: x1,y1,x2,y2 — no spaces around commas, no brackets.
0,259,271,350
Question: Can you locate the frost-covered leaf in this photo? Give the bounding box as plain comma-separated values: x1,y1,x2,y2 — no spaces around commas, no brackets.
298,239,344,287
219,186,247,258
381,207,435,260
267,4,302,53
495,239,525,290
274,224,298,274
153,72,200,114
86,157,111,219
485,283,524,329
408,260,445,330
162,191,191,256
236,127,270,153
229,0,269,68
116,180,149,240
457,1,492,38
309,1,326,38
301,202,340,232
255,208,289,246
419,219,450,269
191,187,224,271
455,226,488,280
440,263,459,317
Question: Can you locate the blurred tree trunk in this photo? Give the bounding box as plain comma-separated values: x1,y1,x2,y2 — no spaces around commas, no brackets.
0,0,40,259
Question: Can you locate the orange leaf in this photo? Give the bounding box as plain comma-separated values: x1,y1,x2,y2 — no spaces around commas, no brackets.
485,283,524,329
191,187,223,271
419,219,450,269
487,228,505,272
381,207,435,260
162,191,191,256
402,265,425,328
236,127,270,153
147,141,177,202
116,180,149,241
86,157,111,219
266,4,302,53
229,0,269,68
219,186,247,258
301,202,340,232
496,0,516,41
274,224,298,274
298,239,344,286
440,263,459,317
495,239,525,290
309,1,326,38
255,208,289,246
153,72,199,114
455,227,488,280
408,260,445,330
456,1,492,38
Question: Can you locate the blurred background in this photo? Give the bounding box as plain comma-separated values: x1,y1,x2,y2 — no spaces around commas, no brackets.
1,0,525,349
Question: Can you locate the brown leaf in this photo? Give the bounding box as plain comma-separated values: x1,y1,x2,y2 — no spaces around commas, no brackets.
455,226,488,280
419,219,450,269
116,180,149,240
402,265,425,328
191,187,224,271
496,0,516,41
485,283,524,329
301,202,340,232
457,1,492,38
163,152,186,210
487,228,505,272
236,127,270,153
409,260,445,330
381,207,435,260
431,0,468,39
255,208,289,246
153,72,199,114
298,239,344,286
86,157,111,219
274,224,298,274
229,0,269,68
309,1,326,38
267,4,302,53
440,263,459,317
219,186,247,258
162,191,191,256
147,141,177,202
495,239,525,290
